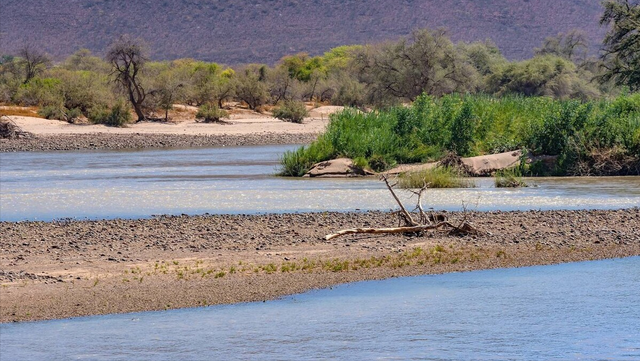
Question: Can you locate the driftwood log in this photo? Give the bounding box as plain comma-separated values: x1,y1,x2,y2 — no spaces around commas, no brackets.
325,175,480,240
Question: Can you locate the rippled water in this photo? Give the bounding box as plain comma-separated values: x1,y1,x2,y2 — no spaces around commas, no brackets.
1,145,639,221
1,257,638,360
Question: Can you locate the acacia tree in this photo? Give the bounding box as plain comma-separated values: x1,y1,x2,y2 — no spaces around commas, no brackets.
600,0,640,91
353,28,478,105
106,35,148,121
534,30,589,63
234,64,269,110
17,45,50,84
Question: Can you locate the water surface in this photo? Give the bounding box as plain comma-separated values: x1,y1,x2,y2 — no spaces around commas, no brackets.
1,145,639,221
1,257,638,360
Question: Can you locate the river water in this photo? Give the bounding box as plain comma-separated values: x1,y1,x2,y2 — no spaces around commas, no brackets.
1,257,638,360
1,145,639,221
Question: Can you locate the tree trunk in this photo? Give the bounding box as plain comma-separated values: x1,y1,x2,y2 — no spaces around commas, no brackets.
133,102,145,122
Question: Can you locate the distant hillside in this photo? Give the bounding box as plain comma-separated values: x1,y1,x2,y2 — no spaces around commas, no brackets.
1,0,607,64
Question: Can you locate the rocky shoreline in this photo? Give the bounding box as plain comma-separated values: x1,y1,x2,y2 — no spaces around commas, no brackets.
0,132,320,152
1,208,638,322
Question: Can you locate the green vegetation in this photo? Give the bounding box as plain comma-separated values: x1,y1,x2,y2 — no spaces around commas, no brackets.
280,93,640,176
600,0,640,91
495,168,528,188
87,100,132,127
398,166,474,189
38,105,81,123
272,100,309,123
195,103,229,123
3,17,637,122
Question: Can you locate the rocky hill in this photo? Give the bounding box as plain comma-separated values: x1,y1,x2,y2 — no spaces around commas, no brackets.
0,0,606,64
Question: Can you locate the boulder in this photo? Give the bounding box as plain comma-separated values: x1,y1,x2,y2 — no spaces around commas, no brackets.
461,150,522,176
305,158,374,178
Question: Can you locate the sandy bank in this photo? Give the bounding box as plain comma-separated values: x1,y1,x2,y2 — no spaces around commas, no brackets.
1,209,638,323
0,106,339,151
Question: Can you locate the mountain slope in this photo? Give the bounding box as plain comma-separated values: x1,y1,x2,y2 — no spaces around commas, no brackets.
0,0,607,64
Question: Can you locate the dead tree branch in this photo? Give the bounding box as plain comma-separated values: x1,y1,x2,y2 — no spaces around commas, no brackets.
325,175,480,240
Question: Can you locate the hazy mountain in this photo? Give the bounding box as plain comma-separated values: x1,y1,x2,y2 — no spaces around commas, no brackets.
0,0,606,64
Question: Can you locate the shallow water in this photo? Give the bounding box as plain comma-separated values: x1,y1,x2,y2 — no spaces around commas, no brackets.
1,257,638,360
1,145,639,221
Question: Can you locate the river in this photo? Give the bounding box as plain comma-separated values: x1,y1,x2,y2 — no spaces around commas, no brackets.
1,257,638,360
1,145,638,221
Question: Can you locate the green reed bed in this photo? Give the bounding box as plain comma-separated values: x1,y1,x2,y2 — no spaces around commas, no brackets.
279,93,640,176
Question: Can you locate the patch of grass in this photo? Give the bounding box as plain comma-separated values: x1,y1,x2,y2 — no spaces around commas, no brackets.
398,166,474,188
494,168,528,188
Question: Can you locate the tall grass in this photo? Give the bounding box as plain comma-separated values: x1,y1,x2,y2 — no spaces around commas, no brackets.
494,168,528,188
280,93,640,176
398,166,474,189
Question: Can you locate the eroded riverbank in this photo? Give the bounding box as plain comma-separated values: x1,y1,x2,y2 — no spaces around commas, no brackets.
1,209,638,323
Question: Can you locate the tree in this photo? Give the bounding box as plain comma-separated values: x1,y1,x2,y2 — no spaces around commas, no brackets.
535,30,589,63
487,55,599,99
148,66,187,121
106,35,148,121
17,45,51,84
600,0,640,91
353,28,479,105
186,61,235,107
234,64,269,110
63,49,110,73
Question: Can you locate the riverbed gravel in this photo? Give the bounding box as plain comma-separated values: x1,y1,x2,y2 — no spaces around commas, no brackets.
0,132,320,152
1,209,638,322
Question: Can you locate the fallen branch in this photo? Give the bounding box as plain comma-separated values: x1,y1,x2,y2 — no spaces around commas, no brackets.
325,174,481,240
325,221,479,240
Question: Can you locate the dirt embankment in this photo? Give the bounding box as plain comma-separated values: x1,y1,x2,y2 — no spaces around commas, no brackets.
1,209,638,323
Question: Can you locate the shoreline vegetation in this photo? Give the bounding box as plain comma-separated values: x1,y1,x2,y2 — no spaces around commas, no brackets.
280,94,640,177
1,208,639,323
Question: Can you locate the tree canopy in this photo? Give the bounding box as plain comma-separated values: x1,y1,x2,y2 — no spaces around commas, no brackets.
600,0,640,91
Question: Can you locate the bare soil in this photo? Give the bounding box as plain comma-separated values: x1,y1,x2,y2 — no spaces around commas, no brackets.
1,209,638,323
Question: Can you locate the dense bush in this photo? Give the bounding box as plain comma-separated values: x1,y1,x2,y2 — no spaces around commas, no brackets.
88,101,132,127
38,105,82,123
272,100,308,123
13,78,62,106
195,103,229,123
280,93,640,176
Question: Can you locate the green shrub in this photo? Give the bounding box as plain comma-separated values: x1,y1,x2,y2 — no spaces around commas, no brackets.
38,105,83,123
38,105,66,121
196,103,229,123
13,78,62,106
398,166,474,188
273,100,309,123
88,101,132,127
494,168,528,188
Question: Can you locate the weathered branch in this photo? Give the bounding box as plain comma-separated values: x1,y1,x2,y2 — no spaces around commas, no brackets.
325,221,478,240
380,174,417,226
325,175,480,240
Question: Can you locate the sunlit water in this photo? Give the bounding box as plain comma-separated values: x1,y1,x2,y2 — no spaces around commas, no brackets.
1,145,639,221
1,257,638,360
